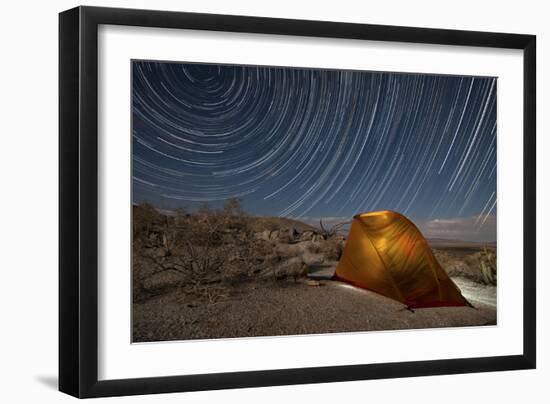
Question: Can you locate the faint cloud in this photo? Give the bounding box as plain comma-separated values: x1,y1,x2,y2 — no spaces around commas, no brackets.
418,215,496,242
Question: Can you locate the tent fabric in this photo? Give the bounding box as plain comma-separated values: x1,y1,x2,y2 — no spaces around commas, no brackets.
334,210,470,309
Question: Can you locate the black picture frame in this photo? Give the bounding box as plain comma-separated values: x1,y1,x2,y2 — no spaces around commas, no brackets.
59,5,536,398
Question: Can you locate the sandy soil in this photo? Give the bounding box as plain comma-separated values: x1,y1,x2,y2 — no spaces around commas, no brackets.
133,277,496,342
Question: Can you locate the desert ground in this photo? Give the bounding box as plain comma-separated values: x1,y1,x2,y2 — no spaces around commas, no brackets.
132,203,497,342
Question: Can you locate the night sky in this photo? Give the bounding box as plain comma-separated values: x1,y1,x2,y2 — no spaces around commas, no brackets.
132,61,497,241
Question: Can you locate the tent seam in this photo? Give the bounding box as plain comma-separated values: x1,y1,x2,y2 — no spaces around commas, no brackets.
357,219,405,302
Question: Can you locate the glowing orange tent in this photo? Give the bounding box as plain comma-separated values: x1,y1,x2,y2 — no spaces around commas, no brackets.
334,210,471,309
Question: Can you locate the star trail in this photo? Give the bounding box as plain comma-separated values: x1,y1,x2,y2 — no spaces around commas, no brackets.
132,60,497,240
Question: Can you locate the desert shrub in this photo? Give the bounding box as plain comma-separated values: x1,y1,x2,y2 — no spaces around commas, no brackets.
318,219,350,239
308,239,343,261
464,254,479,270
133,203,162,241
223,197,244,217
307,243,322,254
434,247,497,285
323,239,343,261
272,258,308,282
276,230,292,244
263,221,281,232
478,247,497,285
133,198,270,296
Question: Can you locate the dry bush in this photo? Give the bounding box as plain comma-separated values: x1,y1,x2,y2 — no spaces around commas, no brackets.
322,239,344,261
275,230,292,244
261,220,281,232
307,239,343,261
133,199,275,301
318,219,350,239
433,247,497,285
267,257,308,282
133,200,345,303
133,203,162,242
307,243,322,254
478,247,497,285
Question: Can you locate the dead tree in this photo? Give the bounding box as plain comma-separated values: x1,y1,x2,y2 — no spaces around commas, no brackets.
319,219,351,239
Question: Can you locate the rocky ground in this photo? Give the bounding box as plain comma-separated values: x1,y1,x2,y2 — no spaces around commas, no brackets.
133,276,496,342
132,204,497,343
133,245,497,342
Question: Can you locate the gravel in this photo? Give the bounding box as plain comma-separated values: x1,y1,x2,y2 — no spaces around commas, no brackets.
133,278,496,343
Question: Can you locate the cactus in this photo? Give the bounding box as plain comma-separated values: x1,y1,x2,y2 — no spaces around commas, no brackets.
478,246,497,285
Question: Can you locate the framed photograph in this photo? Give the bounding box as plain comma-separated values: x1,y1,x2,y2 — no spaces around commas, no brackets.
59,6,536,398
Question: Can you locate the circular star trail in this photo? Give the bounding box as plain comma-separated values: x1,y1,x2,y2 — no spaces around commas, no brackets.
132,61,496,231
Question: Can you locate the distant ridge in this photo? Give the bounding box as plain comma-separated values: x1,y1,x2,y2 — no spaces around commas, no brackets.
133,204,318,233
133,204,494,246
427,238,496,248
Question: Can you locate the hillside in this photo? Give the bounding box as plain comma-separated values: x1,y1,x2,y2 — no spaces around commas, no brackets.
132,203,497,342
427,238,497,248
247,216,319,233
